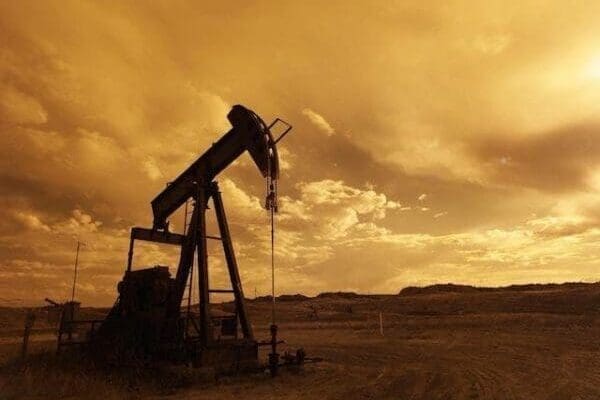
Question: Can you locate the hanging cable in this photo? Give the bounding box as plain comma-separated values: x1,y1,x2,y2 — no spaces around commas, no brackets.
262,115,291,377
265,143,277,325
270,182,276,324
266,151,279,377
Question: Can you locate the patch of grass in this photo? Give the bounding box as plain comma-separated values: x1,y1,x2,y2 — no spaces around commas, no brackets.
0,347,219,400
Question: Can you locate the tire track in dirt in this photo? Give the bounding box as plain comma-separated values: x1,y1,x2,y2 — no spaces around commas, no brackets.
464,366,518,400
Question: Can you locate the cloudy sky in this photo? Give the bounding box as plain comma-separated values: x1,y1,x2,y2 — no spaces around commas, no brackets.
1,1,600,305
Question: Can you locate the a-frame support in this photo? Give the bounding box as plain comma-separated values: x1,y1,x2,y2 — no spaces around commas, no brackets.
167,180,253,348
211,182,253,339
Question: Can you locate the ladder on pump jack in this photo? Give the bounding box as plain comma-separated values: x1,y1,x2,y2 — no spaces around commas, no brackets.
179,196,237,338
180,198,237,339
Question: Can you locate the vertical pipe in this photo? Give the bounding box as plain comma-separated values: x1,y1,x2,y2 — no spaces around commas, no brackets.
21,312,35,360
270,201,275,324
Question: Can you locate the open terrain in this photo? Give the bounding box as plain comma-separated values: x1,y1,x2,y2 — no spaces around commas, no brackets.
2,283,600,399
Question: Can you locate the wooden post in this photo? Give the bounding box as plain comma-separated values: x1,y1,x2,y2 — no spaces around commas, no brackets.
71,241,82,302
21,311,36,360
379,312,384,336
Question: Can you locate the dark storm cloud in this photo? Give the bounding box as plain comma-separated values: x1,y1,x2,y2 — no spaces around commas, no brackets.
474,122,600,192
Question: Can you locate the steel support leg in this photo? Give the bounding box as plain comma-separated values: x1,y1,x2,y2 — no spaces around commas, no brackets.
211,182,254,339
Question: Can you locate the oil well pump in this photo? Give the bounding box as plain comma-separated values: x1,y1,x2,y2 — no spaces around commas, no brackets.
90,105,293,371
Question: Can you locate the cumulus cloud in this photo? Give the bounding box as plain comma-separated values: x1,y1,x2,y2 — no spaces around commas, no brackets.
12,211,51,232
0,84,48,125
276,146,295,171
142,157,163,181
302,108,335,136
53,209,103,236
275,179,405,242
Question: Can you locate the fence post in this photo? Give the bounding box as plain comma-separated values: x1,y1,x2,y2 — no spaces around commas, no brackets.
21,311,36,360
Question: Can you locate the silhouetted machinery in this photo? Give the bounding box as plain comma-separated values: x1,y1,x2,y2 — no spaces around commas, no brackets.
90,105,293,371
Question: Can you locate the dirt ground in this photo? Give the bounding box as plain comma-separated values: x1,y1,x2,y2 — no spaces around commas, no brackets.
1,285,600,400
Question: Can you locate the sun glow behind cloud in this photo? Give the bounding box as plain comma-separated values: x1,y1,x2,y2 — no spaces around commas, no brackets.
583,55,600,80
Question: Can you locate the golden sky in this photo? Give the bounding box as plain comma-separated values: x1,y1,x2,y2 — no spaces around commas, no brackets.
1,1,600,305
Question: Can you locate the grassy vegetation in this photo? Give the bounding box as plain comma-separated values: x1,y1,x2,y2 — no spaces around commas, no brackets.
2,285,600,399
0,343,232,399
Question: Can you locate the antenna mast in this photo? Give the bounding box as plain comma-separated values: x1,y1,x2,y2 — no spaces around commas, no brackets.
70,241,82,302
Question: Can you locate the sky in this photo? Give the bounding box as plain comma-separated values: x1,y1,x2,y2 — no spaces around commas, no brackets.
1,1,600,306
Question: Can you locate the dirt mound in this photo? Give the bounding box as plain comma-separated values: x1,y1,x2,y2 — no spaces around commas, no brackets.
502,282,595,292
252,293,310,302
316,291,363,299
399,282,598,296
399,284,482,296
277,294,310,302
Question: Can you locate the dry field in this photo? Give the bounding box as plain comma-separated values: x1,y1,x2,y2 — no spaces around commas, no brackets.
1,283,600,400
